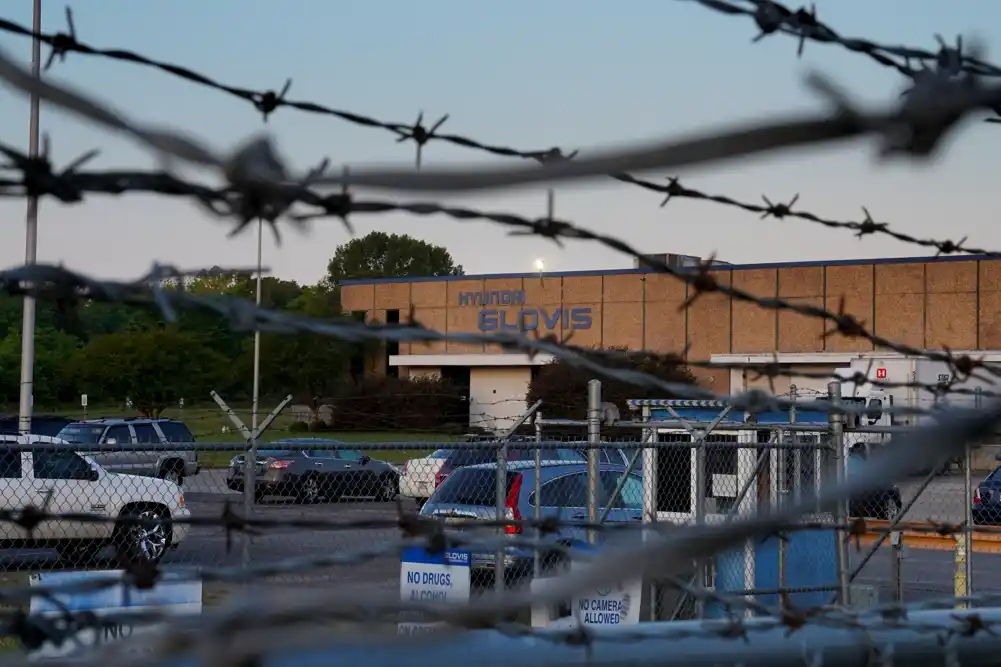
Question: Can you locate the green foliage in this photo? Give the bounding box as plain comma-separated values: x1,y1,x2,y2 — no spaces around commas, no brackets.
527,347,698,420
0,327,81,406
326,231,464,282
68,327,228,417
0,234,466,418
328,376,468,431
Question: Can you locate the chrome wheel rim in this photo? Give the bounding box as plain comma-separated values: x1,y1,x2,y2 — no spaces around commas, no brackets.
303,477,319,502
887,500,899,520
133,510,167,561
383,477,395,498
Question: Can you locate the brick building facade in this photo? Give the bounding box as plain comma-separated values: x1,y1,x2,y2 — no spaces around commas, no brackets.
340,254,1001,430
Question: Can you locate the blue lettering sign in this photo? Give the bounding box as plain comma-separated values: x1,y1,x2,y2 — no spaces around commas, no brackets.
478,307,593,332
570,307,592,329
478,310,499,330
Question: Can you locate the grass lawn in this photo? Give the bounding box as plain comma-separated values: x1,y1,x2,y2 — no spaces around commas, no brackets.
28,404,465,469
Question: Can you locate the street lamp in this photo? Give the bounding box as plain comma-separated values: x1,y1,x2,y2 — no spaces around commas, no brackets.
18,0,42,435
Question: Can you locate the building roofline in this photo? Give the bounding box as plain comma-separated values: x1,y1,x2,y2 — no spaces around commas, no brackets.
336,253,995,286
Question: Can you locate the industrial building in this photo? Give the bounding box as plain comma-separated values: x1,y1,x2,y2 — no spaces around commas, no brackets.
339,253,1001,431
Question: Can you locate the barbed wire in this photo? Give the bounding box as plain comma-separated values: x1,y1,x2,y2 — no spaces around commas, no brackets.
0,49,996,396
1,396,994,667
0,4,996,665
0,261,990,419
691,0,1001,82
0,11,992,259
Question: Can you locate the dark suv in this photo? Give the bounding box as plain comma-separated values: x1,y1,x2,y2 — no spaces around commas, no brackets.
56,418,199,485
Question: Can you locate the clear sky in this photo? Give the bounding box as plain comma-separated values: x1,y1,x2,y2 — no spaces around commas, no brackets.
0,0,998,285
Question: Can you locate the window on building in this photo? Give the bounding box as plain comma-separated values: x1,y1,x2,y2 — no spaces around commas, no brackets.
349,310,367,381
386,309,400,378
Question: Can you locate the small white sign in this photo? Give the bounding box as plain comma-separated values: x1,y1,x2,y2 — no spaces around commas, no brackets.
571,561,642,627
28,570,201,660
398,546,470,636
80,394,88,408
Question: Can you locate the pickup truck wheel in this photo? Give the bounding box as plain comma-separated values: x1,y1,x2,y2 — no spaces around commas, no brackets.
158,463,184,487
376,473,398,501
297,475,321,504
115,506,171,565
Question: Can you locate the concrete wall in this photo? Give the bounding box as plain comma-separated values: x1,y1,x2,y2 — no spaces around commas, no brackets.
469,367,531,433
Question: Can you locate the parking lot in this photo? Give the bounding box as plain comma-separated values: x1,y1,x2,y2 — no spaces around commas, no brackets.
0,466,989,612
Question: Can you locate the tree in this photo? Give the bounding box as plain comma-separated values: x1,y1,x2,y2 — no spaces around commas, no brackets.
526,348,698,420
68,327,228,417
326,232,464,283
230,283,353,415
0,327,81,406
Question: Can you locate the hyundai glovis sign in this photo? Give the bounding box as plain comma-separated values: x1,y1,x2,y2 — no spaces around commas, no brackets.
458,290,592,332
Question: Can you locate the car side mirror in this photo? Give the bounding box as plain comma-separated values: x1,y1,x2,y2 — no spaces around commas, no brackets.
360,455,371,464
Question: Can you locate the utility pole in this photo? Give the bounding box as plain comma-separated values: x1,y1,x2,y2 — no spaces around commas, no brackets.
18,0,42,435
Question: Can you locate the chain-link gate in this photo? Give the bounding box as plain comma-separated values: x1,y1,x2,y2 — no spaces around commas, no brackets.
628,393,843,619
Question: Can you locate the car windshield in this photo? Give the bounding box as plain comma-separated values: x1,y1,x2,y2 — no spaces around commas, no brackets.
435,469,519,506
56,425,104,444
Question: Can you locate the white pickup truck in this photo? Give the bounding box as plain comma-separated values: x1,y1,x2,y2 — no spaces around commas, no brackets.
0,435,190,566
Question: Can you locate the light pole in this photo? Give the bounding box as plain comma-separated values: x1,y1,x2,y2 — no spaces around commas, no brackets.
252,218,263,433
18,0,42,435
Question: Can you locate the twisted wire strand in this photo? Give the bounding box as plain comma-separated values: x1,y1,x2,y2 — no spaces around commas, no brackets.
0,262,992,416
0,5,994,665
0,11,991,257
4,398,996,667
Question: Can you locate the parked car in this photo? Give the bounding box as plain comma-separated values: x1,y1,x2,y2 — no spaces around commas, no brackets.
226,438,400,503
399,449,452,507
400,440,635,508
56,418,200,486
419,460,644,579
972,463,1001,525
846,447,903,520
0,434,190,565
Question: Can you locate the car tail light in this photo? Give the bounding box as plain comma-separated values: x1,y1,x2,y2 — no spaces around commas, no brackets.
504,473,523,535
268,459,293,469
435,464,453,488
975,488,982,504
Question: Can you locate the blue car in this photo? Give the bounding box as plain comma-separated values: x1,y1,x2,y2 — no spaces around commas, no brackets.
419,460,644,579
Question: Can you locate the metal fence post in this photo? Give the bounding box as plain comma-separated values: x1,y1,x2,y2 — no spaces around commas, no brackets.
587,379,601,545
828,379,850,607
776,427,787,609
962,387,982,604
534,412,543,579
211,392,292,569
640,404,659,620
694,428,707,619
492,400,541,595
495,435,508,595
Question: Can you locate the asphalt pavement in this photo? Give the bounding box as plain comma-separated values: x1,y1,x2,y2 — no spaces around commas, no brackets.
0,468,992,613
